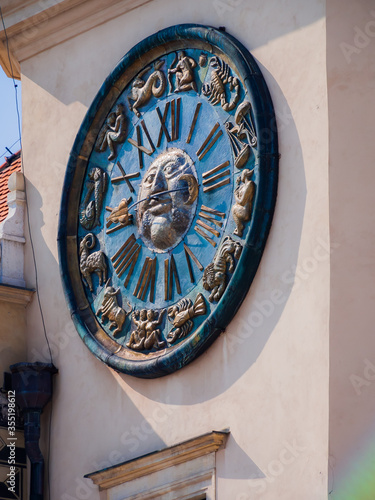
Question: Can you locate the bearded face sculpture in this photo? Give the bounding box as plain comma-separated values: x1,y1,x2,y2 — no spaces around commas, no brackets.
136,149,198,252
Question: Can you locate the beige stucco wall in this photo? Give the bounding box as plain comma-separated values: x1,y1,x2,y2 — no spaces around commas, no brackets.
19,0,329,498
0,295,27,374
327,0,375,498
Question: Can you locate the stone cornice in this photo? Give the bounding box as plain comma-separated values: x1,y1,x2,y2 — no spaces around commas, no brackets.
0,0,152,78
0,284,34,306
0,39,21,79
86,430,229,491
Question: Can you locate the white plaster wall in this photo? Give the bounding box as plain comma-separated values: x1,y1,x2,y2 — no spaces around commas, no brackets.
0,299,27,374
327,0,375,498
20,0,329,498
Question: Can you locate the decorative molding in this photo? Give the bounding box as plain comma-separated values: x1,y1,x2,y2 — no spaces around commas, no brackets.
0,39,20,79
0,284,34,306
86,430,229,491
0,0,153,71
0,172,27,288
121,470,213,500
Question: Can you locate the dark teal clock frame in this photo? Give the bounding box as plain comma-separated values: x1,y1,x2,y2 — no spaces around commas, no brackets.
58,24,278,378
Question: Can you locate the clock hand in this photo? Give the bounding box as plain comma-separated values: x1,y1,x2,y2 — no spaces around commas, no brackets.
106,185,199,228
127,186,200,211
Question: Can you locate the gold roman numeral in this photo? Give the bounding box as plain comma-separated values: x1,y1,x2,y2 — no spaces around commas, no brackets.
111,161,139,192
171,98,181,141
111,234,141,286
156,98,181,147
133,256,156,302
193,203,227,247
200,205,226,218
196,122,223,160
202,160,231,193
164,254,181,301
156,102,171,145
184,243,204,283
198,205,225,231
128,120,155,169
186,102,202,144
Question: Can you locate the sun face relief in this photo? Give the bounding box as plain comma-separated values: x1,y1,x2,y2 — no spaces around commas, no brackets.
136,149,198,252
59,25,278,378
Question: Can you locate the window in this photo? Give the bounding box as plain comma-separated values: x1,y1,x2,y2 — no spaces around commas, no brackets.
86,430,229,500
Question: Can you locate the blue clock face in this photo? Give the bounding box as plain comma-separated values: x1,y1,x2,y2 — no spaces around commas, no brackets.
59,25,278,378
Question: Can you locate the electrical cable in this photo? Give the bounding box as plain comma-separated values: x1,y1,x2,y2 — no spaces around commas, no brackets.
0,138,21,161
0,5,54,499
0,5,53,363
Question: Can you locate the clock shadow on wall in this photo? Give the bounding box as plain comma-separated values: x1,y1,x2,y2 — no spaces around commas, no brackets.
120,64,306,405
58,25,306,398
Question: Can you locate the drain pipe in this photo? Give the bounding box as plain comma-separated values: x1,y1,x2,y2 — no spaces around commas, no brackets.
10,362,58,500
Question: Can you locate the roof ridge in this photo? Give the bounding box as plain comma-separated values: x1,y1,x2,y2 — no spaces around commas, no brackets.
0,149,21,170
0,149,22,223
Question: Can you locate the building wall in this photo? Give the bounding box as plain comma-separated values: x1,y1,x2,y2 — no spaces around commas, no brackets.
0,298,27,374
20,0,329,498
327,0,375,498
0,288,29,499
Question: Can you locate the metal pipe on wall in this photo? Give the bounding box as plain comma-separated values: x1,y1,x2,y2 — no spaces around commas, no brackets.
10,362,57,500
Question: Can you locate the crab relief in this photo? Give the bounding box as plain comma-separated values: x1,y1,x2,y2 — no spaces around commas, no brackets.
167,293,206,344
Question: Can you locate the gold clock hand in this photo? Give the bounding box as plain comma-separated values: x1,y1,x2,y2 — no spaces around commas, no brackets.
127,185,199,211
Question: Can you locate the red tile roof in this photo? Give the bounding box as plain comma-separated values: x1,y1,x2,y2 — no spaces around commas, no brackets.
0,150,22,223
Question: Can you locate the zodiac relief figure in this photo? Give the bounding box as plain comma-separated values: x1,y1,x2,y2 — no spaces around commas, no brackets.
203,236,242,302
144,309,166,349
79,233,107,292
225,101,258,169
168,51,197,93
127,60,166,117
232,169,255,237
126,309,147,350
198,52,208,68
167,293,206,344
80,167,108,230
202,56,240,112
97,280,132,336
127,309,166,351
96,104,127,161
235,101,257,147
106,198,133,229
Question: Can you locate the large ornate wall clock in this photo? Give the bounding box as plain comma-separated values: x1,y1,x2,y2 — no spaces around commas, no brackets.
58,24,278,378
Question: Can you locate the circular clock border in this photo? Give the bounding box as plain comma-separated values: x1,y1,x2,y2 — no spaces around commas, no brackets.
58,24,278,378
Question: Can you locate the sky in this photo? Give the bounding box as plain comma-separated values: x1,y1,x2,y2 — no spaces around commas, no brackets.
0,66,21,164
